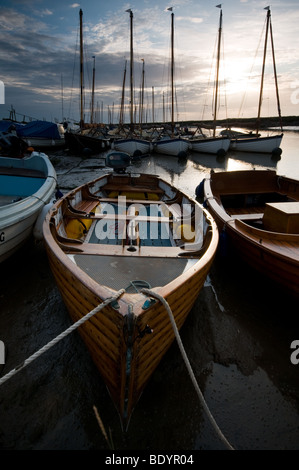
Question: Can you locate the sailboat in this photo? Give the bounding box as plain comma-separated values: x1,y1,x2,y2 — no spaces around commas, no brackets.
65,9,110,155
229,6,283,155
154,8,190,157
113,9,152,157
189,5,230,157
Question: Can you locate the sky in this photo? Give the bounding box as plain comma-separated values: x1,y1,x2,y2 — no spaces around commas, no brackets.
0,0,299,125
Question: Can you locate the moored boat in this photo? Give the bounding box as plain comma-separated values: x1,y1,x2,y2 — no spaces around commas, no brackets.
229,133,283,154
42,162,219,429
202,169,299,298
0,151,57,263
190,135,230,156
154,136,190,157
16,120,66,150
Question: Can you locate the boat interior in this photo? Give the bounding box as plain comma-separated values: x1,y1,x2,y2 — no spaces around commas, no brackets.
52,174,211,291
214,174,299,234
0,166,46,206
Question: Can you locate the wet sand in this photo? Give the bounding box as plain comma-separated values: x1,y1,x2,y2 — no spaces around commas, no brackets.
0,150,298,451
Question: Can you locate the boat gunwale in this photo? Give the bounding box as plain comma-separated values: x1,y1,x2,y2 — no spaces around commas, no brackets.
204,169,299,258
43,172,219,314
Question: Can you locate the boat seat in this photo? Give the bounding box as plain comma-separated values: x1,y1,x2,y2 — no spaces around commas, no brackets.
230,213,264,220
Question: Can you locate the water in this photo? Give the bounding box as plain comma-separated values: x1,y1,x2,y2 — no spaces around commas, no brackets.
0,130,298,451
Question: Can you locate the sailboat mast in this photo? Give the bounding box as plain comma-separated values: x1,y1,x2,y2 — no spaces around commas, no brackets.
257,7,270,134
213,5,222,137
126,9,134,134
79,9,84,128
171,11,174,137
91,56,95,124
269,13,283,132
139,59,145,128
119,61,127,127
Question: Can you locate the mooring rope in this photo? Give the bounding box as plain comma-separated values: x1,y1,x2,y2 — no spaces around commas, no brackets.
0,289,126,387
141,287,235,451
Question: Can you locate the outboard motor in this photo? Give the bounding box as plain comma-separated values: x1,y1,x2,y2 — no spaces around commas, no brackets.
106,151,131,173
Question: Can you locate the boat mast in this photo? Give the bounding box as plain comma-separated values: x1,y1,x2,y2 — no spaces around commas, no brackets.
169,8,175,137
213,5,222,137
139,59,145,129
126,9,134,134
119,61,127,128
79,9,84,128
257,7,270,135
91,56,95,124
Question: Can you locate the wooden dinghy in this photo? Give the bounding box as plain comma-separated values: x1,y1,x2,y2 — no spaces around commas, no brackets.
43,168,218,429
202,169,299,298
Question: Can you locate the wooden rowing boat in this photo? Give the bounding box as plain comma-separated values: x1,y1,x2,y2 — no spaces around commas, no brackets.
0,151,56,263
43,167,218,429
202,169,299,298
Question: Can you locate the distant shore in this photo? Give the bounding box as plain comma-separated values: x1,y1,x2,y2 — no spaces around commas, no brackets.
180,115,299,130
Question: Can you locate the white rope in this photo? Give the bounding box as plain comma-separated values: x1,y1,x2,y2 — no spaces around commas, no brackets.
141,288,235,451
0,288,126,387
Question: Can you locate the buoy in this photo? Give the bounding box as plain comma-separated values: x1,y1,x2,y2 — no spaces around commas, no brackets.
217,148,226,158
272,147,282,159
83,147,92,157
65,218,93,239
177,150,187,159
33,199,56,241
132,149,142,159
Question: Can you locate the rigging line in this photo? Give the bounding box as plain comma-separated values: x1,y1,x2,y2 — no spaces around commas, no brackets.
238,16,267,119
220,31,229,125
202,34,218,123
68,23,80,122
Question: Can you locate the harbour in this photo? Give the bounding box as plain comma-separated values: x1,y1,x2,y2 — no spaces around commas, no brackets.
0,129,298,450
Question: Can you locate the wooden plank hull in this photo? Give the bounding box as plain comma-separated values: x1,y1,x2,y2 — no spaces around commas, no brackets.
203,169,299,298
43,172,218,429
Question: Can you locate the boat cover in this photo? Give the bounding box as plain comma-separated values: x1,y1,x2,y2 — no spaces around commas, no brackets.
0,120,25,132
17,121,61,139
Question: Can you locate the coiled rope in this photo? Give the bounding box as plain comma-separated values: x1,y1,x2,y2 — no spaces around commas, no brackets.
141,287,235,451
0,288,126,387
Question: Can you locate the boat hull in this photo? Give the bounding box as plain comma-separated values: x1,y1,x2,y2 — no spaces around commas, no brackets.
65,131,110,154
154,138,190,156
230,134,283,153
23,137,65,150
190,136,230,155
113,138,151,156
43,172,218,428
0,152,56,263
203,169,299,298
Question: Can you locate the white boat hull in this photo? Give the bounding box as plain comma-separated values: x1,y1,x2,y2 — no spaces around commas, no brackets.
230,134,283,153
0,152,57,262
154,138,190,156
113,138,151,155
190,137,230,154
24,137,65,149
